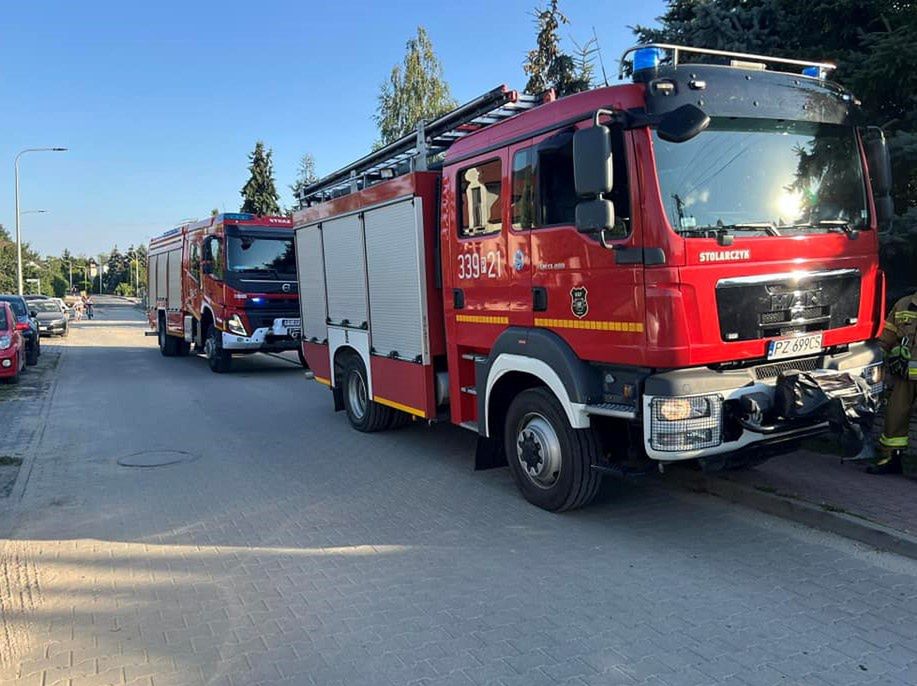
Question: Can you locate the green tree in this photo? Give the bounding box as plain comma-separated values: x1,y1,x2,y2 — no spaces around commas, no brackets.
290,153,319,210
634,0,917,293
375,26,456,147
240,141,281,216
523,0,591,98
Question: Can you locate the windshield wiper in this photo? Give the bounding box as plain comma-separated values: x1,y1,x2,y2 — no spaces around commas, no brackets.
691,222,781,237
792,220,858,236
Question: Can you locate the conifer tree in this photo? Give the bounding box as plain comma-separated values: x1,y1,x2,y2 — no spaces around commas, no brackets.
240,141,281,216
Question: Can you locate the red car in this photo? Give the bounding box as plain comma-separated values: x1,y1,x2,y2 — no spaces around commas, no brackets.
0,301,26,384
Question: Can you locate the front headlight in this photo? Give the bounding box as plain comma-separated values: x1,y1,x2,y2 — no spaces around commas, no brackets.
650,394,723,452
0,335,10,350
226,314,247,336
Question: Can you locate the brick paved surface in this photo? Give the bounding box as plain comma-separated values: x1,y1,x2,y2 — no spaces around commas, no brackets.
1,298,916,686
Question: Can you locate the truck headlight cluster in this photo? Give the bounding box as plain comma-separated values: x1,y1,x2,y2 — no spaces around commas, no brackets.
861,362,884,398
651,394,723,452
226,314,247,337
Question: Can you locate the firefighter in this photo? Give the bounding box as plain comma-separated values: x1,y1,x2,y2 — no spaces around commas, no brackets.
868,291,917,474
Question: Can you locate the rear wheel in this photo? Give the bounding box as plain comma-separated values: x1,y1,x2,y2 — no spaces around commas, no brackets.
342,356,392,432
158,320,178,357
205,326,232,373
504,387,602,512
25,340,39,366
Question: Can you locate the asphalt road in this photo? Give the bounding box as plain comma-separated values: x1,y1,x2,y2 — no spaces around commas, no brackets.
0,296,915,686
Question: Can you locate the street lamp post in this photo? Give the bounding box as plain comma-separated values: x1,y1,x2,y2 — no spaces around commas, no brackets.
15,147,67,294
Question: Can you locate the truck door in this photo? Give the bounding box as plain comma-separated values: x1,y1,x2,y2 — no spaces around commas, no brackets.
449,150,532,340
529,124,646,363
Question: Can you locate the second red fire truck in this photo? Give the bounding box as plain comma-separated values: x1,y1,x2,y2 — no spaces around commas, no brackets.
148,213,302,373
293,44,893,511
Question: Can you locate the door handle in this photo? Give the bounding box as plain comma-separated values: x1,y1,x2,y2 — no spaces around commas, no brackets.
532,287,548,312
453,288,465,310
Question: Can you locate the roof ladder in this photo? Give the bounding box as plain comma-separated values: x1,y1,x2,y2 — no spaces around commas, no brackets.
297,84,544,205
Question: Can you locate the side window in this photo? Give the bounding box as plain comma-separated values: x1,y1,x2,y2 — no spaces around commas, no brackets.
609,127,631,233
458,158,502,237
511,148,535,229
210,236,223,279
537,132,577,226
190,242,201,281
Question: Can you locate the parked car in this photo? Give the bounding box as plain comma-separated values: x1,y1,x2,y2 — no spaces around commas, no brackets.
23,294,51,301
0,295,40,365
0,302,26,384
32,298,69,337
51,298,72,319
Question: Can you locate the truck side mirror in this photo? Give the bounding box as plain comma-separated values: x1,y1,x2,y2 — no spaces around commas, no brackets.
656,104,710,143
573,118,614,234
864,127,894,228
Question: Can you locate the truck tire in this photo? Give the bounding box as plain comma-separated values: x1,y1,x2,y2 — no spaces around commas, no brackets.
158,322,178,357
205,326,232,373
342,356,392,432
503,387,602,512
26,341,39,366
176,339,191,356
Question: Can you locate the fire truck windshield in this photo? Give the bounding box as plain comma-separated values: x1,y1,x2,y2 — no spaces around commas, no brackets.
653,118,868,238
226,234,295,277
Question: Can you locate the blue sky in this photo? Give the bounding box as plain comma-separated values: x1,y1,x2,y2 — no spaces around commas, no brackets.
0,0,663,256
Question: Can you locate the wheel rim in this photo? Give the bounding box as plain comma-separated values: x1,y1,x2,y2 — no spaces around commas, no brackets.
515,412,562,489
347,369,368,420
205,336,215,360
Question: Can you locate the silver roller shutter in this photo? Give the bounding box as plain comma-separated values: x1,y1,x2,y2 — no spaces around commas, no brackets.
295,223,328,341
364,198,429,363
322,214,368,328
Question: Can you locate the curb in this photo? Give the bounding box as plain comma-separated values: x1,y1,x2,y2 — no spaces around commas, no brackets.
665,470,917,561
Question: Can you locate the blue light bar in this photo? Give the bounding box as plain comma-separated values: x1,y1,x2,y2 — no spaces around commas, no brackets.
801,66,822,78
633,47,665,73
223,212,254,221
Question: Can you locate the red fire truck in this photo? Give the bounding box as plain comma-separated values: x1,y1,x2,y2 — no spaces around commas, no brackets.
148,213,302,373
293,44,893,510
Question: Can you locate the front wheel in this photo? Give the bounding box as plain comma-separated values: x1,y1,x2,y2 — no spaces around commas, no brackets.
342,356,392,432
504,387,602,512
205,327,232,373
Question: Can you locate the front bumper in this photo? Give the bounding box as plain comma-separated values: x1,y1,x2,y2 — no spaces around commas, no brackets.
220,318,300,353
641,341,882,461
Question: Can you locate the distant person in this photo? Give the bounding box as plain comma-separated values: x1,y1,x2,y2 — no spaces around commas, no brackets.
82,294,94,320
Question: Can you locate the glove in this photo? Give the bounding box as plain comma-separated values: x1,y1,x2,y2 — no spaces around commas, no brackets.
887,339,911,379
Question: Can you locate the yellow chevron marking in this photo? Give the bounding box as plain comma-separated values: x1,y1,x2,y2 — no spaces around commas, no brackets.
534,317,644,333
455,314,509,325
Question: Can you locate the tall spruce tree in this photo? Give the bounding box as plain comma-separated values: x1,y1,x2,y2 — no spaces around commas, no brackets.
523,0,591,98
240,141,281,216
375,27,456,147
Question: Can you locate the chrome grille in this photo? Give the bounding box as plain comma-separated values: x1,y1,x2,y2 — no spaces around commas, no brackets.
754,357,819,380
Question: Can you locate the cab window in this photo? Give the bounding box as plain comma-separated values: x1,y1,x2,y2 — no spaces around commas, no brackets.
529,127,631,234
189,242,201,281
205,236,223,279
458,158,502,237
511,149,535,229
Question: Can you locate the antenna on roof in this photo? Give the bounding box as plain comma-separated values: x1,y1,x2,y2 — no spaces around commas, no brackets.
592,27,609,87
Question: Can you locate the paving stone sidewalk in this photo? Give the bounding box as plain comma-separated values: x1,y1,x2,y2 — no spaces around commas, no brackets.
709,409,917,537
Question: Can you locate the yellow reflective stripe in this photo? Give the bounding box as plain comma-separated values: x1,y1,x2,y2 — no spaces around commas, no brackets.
880,434,909,448
373,395,426,418
884,320,900,334
895,311,917,323
534,317,645,333
314,375,331,386
455,314,509,325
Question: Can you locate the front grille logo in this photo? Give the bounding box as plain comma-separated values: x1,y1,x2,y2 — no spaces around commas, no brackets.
769,289,823,312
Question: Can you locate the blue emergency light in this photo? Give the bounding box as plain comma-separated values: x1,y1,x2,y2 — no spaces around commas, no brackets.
223,212,254,221
802,66,823,78
633,47,666,73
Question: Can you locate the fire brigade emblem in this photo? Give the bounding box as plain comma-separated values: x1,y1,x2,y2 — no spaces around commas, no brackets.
513,248,525,272
570,287,588,319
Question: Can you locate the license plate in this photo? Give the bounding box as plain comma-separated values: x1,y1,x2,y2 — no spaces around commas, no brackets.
767,332,823,360
281,319,300,327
